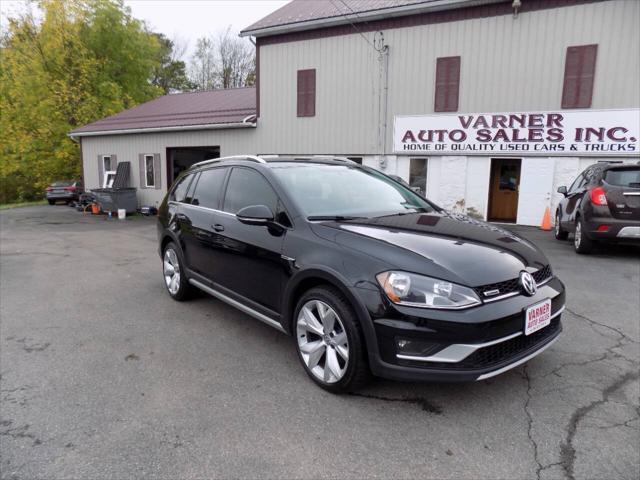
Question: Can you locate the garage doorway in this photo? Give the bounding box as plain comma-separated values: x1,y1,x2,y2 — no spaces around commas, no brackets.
166,146,220,187
488,158,521,222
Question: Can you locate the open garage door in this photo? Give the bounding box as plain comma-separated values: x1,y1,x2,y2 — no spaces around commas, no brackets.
166,146,220,187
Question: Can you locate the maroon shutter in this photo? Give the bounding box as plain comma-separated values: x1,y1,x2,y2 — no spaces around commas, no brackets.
153,153,161,190
434,56,460,112
297,69,316,117
561,44,597,109
98,155,104,188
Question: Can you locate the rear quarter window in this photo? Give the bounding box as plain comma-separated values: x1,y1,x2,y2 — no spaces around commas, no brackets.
605,168,640,187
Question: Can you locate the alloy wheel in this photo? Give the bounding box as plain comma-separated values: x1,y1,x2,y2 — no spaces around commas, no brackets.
163,248,181,295
296,300,349,383
575,221,582,249
555,215,561,236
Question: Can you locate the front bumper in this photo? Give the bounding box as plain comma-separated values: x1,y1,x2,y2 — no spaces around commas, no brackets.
353,277,565,382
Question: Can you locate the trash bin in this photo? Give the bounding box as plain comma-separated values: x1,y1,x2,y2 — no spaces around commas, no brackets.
92,188,137,214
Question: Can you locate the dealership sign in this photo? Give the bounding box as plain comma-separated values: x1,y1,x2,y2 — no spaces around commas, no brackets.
394,109,640,155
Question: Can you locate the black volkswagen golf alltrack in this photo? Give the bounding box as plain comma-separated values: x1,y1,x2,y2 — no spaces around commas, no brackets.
157,156,565,392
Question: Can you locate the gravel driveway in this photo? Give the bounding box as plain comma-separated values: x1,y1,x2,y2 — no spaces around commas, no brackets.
1,205,638,479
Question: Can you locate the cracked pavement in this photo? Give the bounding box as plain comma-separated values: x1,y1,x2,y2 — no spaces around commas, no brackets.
1,205,638,479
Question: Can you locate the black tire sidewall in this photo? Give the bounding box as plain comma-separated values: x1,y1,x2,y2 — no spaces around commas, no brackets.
555,212,568,240
574,217,594,254
293,286,368,393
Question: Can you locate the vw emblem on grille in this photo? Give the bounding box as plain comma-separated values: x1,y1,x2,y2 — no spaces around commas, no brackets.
519,271,537,296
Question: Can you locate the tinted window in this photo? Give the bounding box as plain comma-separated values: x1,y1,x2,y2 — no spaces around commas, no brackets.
169,174,192,202
605,168,640,187
568,173,586,193
223,168,278,214
191,168,227,209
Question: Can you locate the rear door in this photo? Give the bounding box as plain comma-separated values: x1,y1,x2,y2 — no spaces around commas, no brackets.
563,171,588,228
603,166,640,220
179,167,229,279
212,167,288,313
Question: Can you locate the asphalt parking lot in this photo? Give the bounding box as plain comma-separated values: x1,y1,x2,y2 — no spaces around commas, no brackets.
1,205,638,480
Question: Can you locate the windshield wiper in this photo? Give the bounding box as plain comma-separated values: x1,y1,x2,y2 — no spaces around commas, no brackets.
307,215,362,221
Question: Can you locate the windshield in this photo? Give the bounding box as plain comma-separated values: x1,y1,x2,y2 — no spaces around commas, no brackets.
271,163,434,218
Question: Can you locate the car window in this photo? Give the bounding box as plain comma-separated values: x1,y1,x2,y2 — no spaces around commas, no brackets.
223,168,279,215
568,173,586,193
191,168,227,209
605,168,640,187
169,174,193,203
184,172,199,204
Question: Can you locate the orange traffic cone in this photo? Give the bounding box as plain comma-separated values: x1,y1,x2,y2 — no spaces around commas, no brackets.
540,206,552,231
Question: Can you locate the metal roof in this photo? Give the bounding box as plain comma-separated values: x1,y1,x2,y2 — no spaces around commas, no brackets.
70,87,257,137
241,0,493,37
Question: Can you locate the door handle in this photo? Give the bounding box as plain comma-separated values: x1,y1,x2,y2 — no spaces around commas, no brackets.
212,224,225,232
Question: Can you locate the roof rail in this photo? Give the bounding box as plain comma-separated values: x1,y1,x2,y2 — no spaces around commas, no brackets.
192,155,266,168
296,155,358,164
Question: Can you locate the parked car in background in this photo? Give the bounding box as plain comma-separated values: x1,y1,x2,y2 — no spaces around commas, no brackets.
45,181,83,205
555,163,640,253
157,156,565,393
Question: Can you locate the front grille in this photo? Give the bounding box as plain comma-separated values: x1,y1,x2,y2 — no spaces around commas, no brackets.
399,317,561,371
474,265,552,299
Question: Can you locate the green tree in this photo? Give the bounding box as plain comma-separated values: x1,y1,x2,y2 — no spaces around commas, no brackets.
151,33,194,94
0,0,164,203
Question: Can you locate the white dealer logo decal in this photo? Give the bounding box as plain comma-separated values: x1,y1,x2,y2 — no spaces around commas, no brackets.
393,109,640,156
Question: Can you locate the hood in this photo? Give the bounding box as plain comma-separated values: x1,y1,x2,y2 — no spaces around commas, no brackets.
316,212,549,287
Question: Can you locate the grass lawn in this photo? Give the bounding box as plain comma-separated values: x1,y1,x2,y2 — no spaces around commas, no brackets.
0,200,47,210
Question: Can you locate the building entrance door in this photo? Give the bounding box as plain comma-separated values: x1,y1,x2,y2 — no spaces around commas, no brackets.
488,158,521,222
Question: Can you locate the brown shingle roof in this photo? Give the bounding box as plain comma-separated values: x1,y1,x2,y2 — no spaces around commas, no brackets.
71,87,256,135
241,0,441,35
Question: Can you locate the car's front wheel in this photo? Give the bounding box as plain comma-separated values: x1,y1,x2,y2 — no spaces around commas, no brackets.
554,211,568,240
48,200,55,205
294,286,370,393
574,217,594,254
162,242,192,300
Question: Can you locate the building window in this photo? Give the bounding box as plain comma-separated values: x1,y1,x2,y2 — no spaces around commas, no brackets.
297,69,316,117
145,155,155,188
102,155,112,173
409,158,428,196
434,56,460,112
561,44,597,109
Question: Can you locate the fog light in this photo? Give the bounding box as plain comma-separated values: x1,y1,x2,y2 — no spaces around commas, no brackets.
396,337,440,356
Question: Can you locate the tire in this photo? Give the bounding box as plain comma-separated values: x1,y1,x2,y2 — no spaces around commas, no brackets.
554,211,568,240
293,286,371,393
48,200,55,205
574,216,594,254
162,242,193,300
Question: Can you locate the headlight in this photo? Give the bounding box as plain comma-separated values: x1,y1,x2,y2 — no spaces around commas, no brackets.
376,271,481,309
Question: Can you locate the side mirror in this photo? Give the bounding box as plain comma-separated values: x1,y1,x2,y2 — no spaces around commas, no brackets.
236,204,274,226
557,186,568,196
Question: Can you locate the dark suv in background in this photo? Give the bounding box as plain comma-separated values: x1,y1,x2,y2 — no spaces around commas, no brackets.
157,156,565,392
555,163,640,253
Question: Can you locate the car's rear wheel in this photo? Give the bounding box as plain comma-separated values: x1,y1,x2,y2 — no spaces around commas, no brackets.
294,286,370,393
554,211,568,240
163,242,192,300
574,217,594,254
48,200,55,205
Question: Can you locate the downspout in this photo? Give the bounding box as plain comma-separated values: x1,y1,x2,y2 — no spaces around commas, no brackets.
375,32,389,169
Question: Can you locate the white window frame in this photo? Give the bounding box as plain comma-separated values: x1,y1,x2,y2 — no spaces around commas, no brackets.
144,154,155,188
102,155,116,188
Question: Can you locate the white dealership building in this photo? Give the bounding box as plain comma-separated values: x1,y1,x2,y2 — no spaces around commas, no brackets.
71,0,640,225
